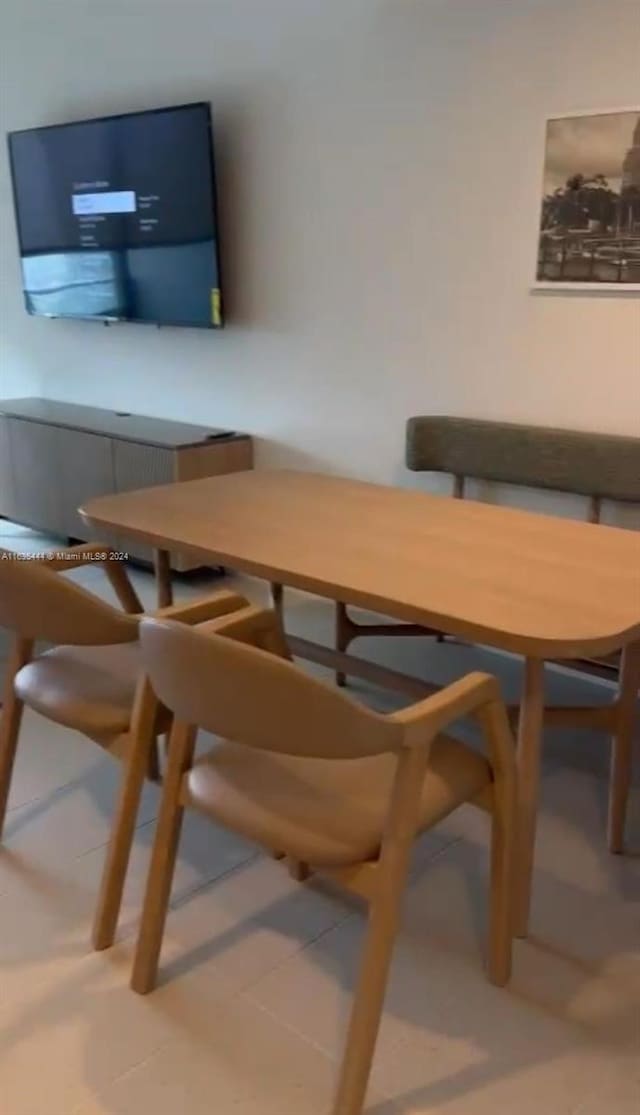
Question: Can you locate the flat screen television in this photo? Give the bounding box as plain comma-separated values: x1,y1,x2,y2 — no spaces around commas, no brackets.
7,102,223,328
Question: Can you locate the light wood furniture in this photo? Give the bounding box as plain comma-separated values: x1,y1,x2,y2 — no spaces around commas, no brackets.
0,543,247,947
0,398,253,570
80,469,640,936
131,607,516,1115
392,414,640,682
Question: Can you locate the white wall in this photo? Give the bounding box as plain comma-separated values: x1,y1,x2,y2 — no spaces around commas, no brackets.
1,0,639,488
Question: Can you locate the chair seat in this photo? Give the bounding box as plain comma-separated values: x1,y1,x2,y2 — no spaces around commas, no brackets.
184,735,492,867
14,643,149,743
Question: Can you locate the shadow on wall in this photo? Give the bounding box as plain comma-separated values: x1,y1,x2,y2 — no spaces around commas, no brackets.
210,81,301,333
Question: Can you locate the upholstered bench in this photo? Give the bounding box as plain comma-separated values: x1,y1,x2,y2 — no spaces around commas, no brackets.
336,416,640,683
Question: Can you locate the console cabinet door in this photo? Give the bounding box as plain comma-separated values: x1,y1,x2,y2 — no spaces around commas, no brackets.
112,440,175,562
57,430,116,540
9,418,62,534
0,415,15,521
112,440,174,493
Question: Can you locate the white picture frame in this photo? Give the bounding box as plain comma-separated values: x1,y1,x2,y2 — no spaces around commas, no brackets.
533,106,640,293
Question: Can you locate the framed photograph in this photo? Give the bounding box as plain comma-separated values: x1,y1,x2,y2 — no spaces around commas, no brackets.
534,107,640,291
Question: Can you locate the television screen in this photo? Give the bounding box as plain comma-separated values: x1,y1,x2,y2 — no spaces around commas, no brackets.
7,102,223,328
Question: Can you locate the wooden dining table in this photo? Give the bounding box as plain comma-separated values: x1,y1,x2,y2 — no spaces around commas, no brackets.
81,468,640,937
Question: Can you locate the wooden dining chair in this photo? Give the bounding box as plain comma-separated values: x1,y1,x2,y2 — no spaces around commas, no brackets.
0,543,246,949
130,605,516,1115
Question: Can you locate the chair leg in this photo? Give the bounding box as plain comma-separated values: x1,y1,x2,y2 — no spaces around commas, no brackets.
92,679,160,951
336,602,350,688
103,558,143,615
0,638,34,840
131,721,197,994
332,906,397,1115
332,874,409,1115
333,747,427,1115
479,697,516,986
608,642,640,854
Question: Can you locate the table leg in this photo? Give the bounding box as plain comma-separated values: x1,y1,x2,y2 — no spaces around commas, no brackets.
514,657,545,938
608,641,640,854
153,548,173,608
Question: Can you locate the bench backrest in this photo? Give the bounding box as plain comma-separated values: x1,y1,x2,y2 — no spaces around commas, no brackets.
406,416,640,519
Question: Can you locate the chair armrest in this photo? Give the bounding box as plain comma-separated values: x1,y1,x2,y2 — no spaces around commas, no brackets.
20,541,144,616
153,590,249,627
195,604,292,659
391,672,515,792
389,672,501,747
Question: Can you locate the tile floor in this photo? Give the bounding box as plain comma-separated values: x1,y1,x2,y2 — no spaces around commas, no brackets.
0,523,638,1114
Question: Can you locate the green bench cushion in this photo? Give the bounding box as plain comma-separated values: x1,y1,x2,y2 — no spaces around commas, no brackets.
406,416,640,502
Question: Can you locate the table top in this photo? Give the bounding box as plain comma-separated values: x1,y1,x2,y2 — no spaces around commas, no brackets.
81,469,640,658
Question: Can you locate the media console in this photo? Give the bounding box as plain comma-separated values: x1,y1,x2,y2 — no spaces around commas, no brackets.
0,398,253,571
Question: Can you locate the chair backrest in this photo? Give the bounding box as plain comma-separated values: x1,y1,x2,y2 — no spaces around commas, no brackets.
0,554,139,645
140,615,403,759
406,416,640,506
